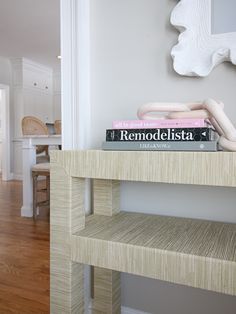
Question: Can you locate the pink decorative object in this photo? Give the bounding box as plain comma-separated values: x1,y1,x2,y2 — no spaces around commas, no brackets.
112,119,206,129
137,102,196,120
137,99,236,151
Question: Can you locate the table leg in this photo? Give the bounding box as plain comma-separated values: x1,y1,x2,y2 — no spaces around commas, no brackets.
50,162,85,313
92,179,121,314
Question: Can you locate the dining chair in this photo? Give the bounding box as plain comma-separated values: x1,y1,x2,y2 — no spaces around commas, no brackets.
22,116,50,163
54,120,61,135
54,119,61,150
32,163,50,220
22,116,51,220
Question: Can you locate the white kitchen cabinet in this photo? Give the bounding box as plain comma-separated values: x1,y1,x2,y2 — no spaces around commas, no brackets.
11,58,54,139
11,58,54,178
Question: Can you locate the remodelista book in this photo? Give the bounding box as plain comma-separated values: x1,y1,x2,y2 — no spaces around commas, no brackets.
102,141,218,151
112,119,207,129
106,128,215,142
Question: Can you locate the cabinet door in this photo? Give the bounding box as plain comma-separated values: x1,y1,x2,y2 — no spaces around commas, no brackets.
23,89,53,123
24,68,52,92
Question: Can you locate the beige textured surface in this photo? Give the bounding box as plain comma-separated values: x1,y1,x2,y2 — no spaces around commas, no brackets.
50,150,236,313
93,267,121,314
51,150,236,187
93,179,121,313
50,162,85,313
72,212,236,296
93,179,120,216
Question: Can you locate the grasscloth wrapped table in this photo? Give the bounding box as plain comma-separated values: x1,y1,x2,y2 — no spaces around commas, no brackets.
50,150,236,313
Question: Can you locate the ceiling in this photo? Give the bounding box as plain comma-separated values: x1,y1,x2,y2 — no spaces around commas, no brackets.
0,0,60,69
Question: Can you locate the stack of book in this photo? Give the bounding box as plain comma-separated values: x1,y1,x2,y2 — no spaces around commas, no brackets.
102,119,218,151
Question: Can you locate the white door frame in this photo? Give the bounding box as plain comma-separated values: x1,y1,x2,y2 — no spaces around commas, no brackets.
60,0,91,211
60,0,91,150
60,0,91,311
0,84,11,181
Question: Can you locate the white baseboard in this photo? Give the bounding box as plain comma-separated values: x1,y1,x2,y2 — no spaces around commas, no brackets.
21,206,33,217
121,306,150,314
1,172,14,181
11,173,23,181
87,301,150,314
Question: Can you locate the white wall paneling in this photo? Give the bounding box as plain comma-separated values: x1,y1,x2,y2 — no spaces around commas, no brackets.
23,89,53,123
0,57,14,177
11,58,54,138
0,85,11,180
11,58,54,178
23,63,53,92
0,57,12,85
12,139,22,180
0,57,54,180
23,59,53,122
53,70,61,120
12,87,24,140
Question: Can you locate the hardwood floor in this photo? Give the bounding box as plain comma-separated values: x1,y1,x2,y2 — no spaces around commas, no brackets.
0,177,49,313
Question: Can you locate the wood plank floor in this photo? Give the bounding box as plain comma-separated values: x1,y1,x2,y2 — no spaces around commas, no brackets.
0,177,49,313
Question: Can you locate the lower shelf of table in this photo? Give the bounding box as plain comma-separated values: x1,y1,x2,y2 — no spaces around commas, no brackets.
71,212,236,296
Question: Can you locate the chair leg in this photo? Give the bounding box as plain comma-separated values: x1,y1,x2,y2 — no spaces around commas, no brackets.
33,175,38,221
46,176,50,203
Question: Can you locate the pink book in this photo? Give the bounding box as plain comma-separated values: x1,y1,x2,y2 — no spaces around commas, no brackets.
112,119,207,129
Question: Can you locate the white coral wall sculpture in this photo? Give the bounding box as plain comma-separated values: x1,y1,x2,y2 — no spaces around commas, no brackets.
170,0,236,77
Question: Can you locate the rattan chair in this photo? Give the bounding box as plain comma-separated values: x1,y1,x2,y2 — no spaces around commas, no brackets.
32,163,50,220
54,120,61,135
22,116,49,161
54,120,61,150
22,116,51,220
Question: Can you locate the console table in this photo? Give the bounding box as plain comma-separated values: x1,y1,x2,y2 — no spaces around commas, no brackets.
50,150,236,313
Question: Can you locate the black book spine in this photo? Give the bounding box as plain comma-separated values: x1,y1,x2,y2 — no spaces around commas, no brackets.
106,128,214,142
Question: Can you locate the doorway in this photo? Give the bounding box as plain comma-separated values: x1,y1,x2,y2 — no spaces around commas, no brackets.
0,84,10,181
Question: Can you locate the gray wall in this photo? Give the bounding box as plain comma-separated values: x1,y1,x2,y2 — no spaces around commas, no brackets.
212,0,236,34
90,0,236,313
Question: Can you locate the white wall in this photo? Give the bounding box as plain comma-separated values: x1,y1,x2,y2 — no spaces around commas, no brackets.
0,57,13,175
53,69,61,120
0,90,2,172
90,0,236,313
